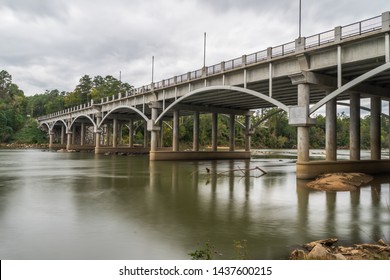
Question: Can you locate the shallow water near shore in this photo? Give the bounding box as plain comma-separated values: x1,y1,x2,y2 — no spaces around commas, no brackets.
0,149,389,259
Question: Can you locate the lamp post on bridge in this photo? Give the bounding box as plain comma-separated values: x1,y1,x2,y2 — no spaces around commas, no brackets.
299,0,302,38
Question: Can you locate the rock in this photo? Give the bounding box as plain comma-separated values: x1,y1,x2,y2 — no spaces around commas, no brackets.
304,238,338,250
290,249,307,260
333,253,347,260
291,239,390,260
306,173,373,191
307,244,332,260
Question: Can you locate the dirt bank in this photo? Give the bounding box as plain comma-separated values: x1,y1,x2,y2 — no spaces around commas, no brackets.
306,172,373,191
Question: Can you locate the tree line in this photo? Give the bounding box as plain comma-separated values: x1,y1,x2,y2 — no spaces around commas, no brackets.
0,69,389,149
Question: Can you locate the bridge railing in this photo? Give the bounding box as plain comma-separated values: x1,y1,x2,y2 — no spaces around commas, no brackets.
133,14,383,95
305,29,335,49
340,15,382,39
38,13,387,121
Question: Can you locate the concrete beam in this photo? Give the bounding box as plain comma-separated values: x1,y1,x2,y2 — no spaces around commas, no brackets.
291,71,390,98
170,103,252,116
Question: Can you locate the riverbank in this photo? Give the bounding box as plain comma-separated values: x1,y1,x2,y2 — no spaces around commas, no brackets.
290,238,390,260
0,143,48,149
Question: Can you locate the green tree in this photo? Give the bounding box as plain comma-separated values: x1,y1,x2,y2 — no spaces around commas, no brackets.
0,70,27,142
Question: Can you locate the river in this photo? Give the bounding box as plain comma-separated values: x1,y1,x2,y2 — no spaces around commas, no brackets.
0,149,389,260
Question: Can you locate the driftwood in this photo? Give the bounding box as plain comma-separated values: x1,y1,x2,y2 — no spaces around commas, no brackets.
211,166,267,178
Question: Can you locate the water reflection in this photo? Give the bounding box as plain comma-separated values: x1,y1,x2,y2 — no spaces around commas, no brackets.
296,178,390,246
0,150,389,260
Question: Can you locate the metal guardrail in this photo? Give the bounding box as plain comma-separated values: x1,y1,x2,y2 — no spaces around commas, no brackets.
38,14,385,120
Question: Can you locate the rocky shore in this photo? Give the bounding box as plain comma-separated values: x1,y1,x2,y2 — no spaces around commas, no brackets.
0,143,49,149
290,238,390,260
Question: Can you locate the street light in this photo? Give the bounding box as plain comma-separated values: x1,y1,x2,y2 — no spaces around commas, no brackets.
299,0,302,38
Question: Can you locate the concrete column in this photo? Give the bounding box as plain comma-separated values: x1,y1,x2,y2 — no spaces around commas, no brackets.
72,125,76,145
193,111,199,151
107,124,111,146
66,131,72,150
388,101,390,158
101,125,105,145
61,125,65,145
173,110,179,151
119,123,123,145
325,94,337,161
212,112,218,152
229,114,235,151
150,107,159,152
112,118,118,148
371,96,381,160
80,123,85,146
143,121,148,148
297,83,310,162
128,120,134,148
350,93,361,160
95,116,102,151
245,115,251,152
49,132,54,148
159,120,163,147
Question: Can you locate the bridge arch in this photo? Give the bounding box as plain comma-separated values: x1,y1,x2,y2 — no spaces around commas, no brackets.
310,62,390,115
69,114,97,131
39,121,51,131
49,119,68,131
154,85,289,124
100,105,149,128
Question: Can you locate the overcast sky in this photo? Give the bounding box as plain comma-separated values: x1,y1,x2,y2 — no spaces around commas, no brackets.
1,0,389,96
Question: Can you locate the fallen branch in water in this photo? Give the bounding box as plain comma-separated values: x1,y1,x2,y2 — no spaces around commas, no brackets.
206,166,267,178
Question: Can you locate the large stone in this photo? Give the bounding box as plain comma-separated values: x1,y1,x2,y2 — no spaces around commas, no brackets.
307,244,332,260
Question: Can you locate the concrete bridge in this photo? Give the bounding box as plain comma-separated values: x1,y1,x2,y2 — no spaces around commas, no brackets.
38,12,390,179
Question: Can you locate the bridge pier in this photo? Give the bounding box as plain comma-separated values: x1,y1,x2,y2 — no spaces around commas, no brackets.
325,91,337,161
49,132,54,149
370,96,381,160
211,113,218,151
150,109,251,161
173,110,179,151
128,119,134,148
193,111,200,151
61,125,65,145
229,114,235,152
350,93,361,160
289,82,314,162
245,115,251,152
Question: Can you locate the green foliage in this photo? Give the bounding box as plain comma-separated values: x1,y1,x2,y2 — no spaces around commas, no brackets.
13,118,47,144
65,74,133,107
189,242,217,260
189,240,249,260
27,89,66,117
0,70,27,142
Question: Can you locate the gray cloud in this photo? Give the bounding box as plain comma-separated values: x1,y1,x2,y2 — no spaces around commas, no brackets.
0,0,389,95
